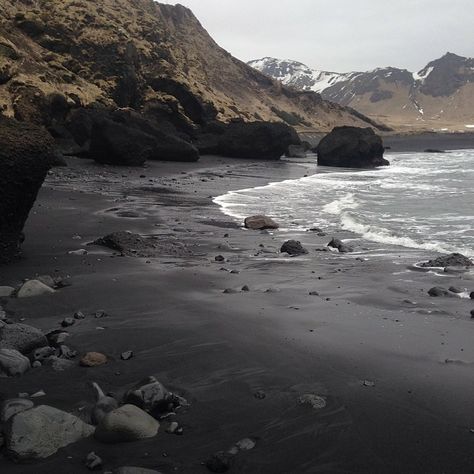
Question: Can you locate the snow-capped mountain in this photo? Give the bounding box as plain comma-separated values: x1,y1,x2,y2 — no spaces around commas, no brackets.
248,53,474,130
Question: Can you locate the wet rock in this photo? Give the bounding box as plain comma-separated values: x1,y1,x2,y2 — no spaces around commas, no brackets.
0,286,15,297
80,352,107,367
241,285,250,292
280,240,308,256
244,215,279,230
328,238,353,253
85,451,103,470
316,126,389,168
17,280,55,298
298,394,327,410
94,404,159,443
448,286,463,294
223,288,239,294
428,287,450,297
206,451,232,473
5,405,94,460
0,323,48,354
471,292,474,300
420,253,473,268
121,350,133,360
0,398,34,423
215,255,225,262
61,317,75,327
124,376,169,415
309,291,320,296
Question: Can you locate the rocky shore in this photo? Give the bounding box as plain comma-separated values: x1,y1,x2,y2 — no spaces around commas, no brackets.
1,155,473,473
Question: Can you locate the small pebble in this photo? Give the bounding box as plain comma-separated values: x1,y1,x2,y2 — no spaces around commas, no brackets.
120,350,133,360
74,311,86,320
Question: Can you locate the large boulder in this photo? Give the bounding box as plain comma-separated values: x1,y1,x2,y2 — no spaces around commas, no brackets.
4,405,95,460
0,348,30,376
316,126,389,168
0,116,54,263
94,404,159,443
199,121,301,160
17,279,56,298
0,322,48,354
244,215,279,230
89,113,199,166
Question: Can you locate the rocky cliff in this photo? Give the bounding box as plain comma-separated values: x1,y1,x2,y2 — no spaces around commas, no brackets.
0,0,385,132
249,53,474,131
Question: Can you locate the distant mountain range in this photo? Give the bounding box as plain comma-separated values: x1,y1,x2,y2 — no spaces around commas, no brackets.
248,53,474,131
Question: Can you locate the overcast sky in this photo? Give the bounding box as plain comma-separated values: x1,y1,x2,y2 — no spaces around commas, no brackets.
160,0,474,72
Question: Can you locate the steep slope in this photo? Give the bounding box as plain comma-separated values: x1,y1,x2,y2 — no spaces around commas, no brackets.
0,0,384,132
249,54,474,131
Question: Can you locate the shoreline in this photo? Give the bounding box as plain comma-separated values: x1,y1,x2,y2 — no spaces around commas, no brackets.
1,155,474,473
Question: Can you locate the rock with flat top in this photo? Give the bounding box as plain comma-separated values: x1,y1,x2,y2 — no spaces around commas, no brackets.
5,405,94,460
0,323,48,354
17,280,55,298
94,404,159,443
244,215,279,230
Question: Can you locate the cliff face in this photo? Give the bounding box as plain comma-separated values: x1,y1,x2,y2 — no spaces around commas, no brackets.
0,0,386,132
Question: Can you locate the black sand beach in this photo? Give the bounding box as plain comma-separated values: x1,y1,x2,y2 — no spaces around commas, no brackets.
1,152,474,473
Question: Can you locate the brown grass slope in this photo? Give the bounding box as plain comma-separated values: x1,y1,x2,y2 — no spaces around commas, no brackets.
0,0,387,131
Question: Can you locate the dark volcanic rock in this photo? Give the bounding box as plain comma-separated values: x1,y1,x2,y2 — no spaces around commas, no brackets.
244,215,279,230
428,287,450,297
280,240,308,256
0,116,54,263
420,253,473,268
91,231,191,257
198,121,301,159
316,126,389,168
328,238,353,253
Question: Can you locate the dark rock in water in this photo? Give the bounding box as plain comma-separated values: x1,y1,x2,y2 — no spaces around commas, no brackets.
428,287,450,297
215,255,225,262
199,121,300,159
206,451,232,472
244,215,279,230
316,126,389,168
420,253,473,268
448,286,463,294
471,309,474,318
328,238,353,253
471,292,474,300
424,149,445,153
0,116,54,263
280,240,308,256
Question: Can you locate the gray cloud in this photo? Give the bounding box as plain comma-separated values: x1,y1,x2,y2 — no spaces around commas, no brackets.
159,0,474,72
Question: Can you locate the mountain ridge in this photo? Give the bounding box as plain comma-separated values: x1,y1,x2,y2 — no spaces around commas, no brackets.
248,53,474,131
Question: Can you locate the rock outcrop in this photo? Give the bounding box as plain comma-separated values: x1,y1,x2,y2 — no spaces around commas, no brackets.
420,253,473,268
0,117,54,263
316,126,389,168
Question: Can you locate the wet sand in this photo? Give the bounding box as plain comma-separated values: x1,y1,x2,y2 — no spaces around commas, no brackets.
1,155,474,473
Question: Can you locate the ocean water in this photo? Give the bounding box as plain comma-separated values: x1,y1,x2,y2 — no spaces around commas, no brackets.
214,150,474,258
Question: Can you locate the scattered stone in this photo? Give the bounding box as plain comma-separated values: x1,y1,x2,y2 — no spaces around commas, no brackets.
223,288,239,294
0,348,31,376
254,390,266,400
206,451,232,473
280,240,308,256
0,286,15,297
235,438,256,451
68,249,88,256
80,352,107,367
124,376,169,415
95,404,160,443
85,451,103,470
309,291,319,296
17,280,55,298
121,350,133,361
230,270,240,274
31,390,46,398
46,330,69,346
420,253,473,268
5,405,94,460
0,398,34,423
428,287,450,297
166,421,179,434
94,310,108,319
215,255,225,262
244,215,279,230
29,346,55,362
328,238,353,253
74,311,86,320
59,345,77,359
449,286,463,294
241,285,250,292
61,317,75,327
298,394,327,410
362,380,376,387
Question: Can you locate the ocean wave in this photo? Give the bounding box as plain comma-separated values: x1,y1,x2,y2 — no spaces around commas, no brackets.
322,193,359,215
